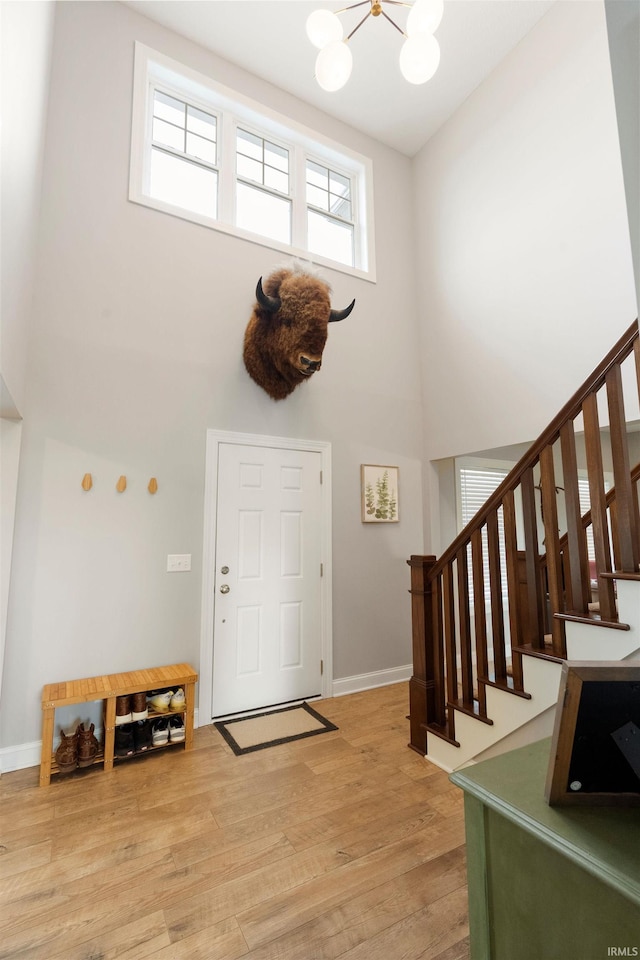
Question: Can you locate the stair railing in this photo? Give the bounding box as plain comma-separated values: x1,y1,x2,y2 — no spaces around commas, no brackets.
409,320,640,754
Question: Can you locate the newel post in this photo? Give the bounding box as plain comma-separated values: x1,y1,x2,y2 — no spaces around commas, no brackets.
407,554,438,755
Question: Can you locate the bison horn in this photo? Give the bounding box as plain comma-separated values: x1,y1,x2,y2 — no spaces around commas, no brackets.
329,299,356,322
256,277,281,314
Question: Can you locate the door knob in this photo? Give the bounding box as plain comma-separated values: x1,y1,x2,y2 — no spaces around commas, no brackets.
220,584,230,594
221,565,229,575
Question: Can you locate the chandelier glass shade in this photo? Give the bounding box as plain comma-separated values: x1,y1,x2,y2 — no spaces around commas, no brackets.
307,0,444,92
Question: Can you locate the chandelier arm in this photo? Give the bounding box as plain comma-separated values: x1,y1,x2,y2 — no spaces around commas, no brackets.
345,8,373,41
380,0,412,6
379,8,406,36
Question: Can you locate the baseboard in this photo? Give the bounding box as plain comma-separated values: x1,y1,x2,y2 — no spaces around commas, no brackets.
331,664,412,698
0,708,202,775
0,740,41,775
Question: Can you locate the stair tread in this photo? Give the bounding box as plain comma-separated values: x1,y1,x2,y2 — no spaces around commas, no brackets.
447,697,494,725
600,570,640,581
478,675,532,699
512,641,564,664
554,611,630,630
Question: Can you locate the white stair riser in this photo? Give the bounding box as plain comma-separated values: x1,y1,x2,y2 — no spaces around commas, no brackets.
565,581,638,660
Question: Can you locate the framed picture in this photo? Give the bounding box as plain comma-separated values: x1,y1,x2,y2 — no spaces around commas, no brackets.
545,661,640,806
361,464,399,523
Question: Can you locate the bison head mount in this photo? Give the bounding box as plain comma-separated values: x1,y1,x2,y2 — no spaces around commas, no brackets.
243,266,355,400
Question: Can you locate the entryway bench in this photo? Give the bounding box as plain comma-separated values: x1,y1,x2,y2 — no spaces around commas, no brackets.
40,663,197,786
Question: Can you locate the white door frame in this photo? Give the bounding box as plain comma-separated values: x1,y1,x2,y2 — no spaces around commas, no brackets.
199,429,333,723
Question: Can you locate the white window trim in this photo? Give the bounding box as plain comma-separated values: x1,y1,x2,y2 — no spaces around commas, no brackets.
130,42,376,282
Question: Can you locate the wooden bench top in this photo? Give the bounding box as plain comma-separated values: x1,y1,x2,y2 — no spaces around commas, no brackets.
42,663,197,708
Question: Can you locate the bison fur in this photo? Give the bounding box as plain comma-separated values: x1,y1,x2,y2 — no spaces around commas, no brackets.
243,265,355,401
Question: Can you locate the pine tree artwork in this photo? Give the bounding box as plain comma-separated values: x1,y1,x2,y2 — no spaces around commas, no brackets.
361,465,399,522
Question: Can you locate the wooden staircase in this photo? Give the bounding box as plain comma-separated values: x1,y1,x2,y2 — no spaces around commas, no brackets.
408,320,640,772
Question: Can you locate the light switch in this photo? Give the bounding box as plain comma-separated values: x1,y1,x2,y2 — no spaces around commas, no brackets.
167,554,191,572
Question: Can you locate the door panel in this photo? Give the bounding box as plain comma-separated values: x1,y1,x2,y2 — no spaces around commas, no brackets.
212,442,323,716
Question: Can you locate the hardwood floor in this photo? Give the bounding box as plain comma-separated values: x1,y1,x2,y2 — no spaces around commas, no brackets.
0,682,470,960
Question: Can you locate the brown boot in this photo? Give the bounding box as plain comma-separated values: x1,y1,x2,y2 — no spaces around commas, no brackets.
115,695,132,725
55,727,78,774
77,722,99,768
131,691,148,721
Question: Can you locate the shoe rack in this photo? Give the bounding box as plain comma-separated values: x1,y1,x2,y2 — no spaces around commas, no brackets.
40,663,197,786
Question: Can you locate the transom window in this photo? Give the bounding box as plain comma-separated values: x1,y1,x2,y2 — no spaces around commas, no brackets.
130,43,375,279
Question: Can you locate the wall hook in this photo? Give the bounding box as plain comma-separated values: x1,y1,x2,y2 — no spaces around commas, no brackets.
81,473,93,491
116,475,127,493
148,478,158,494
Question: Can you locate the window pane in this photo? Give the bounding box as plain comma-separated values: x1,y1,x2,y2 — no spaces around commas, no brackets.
237,129,262,161
329,170,350,199
153,91,184,127
264,166,288,194
265,141,288,173
236,182,291,244
153,117,184,152
237,154,263,184
307,183,328,211
306,161,352,224
187,105,216,140
150,148,217,219
329,194,351,219
236,131,290,196
306,160,327,189
308,210,353,266
186,132,216,164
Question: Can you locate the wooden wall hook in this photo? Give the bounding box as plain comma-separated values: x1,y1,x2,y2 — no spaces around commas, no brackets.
116,475,127,493
148,478,158,494
81,473,93,491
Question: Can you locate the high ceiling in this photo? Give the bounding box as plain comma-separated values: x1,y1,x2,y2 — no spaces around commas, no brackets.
123,0,557,156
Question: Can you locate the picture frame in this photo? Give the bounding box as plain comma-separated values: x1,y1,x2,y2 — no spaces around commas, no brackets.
545,661,640,806
361,464,399,523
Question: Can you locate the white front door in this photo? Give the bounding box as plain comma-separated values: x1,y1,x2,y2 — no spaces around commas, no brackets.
212,442,324,717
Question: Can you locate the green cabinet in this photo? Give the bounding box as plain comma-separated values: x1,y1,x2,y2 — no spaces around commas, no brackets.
451,739,640,960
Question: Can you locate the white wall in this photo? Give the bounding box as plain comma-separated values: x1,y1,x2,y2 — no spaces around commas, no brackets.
0,0,54,722
0,1,424,752
605,0,640,310
0,0,55,417
413,0,637,475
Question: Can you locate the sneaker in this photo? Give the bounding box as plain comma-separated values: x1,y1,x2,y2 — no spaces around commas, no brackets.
168,715,185,742
151,717,169,746
170,688,185,711
77,722,99,768
132,720,152,753
148,690,173,713
131,691,148,721
114,724,134,757
55,727,78,774
115,695,132,725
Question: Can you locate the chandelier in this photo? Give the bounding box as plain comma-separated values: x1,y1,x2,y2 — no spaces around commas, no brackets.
306,0,444,92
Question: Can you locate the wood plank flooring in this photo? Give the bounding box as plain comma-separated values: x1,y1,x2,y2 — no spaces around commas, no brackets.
0,682,470,960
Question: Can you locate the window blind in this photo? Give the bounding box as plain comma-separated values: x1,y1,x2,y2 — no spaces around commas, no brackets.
458,466,509,605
